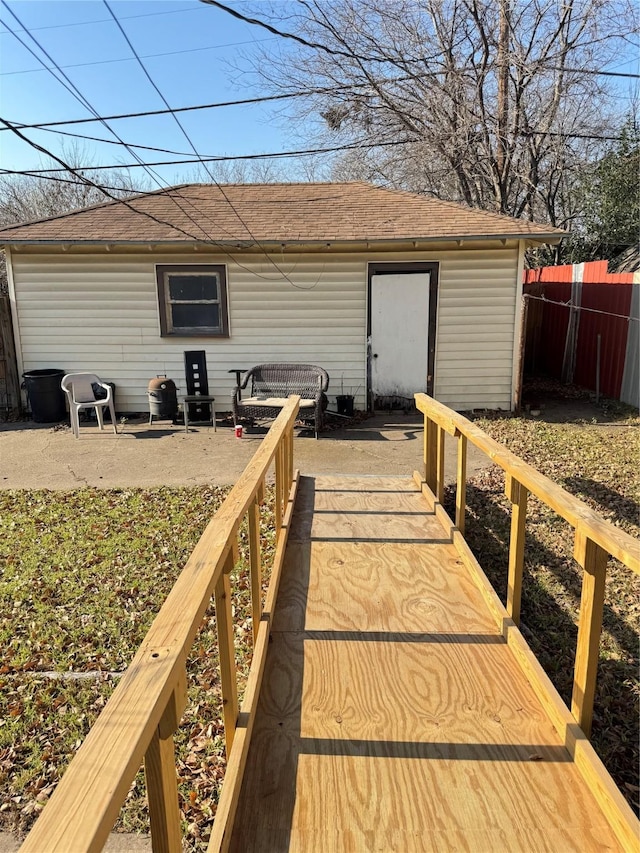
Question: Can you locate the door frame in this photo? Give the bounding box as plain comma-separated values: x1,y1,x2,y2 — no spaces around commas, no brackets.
367,261,440,408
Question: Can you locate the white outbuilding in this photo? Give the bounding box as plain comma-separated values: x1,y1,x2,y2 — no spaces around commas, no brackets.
0,182,562,414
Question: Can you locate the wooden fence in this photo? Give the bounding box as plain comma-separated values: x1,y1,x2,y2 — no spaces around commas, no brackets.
0,294,20,415
20,397,300,853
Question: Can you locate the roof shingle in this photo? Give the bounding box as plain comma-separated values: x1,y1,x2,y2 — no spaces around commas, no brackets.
0,182,564,244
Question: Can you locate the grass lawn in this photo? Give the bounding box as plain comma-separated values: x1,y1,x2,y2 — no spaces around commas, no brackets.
447,404,640,815
0,401,638,847
0,486,275,848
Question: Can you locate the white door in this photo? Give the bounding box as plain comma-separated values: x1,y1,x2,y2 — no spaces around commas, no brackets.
370,272,431,399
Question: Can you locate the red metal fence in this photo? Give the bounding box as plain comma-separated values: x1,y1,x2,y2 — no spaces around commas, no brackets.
523,261,639,406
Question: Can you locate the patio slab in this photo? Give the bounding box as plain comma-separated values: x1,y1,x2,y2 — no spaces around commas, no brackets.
0,412,487,490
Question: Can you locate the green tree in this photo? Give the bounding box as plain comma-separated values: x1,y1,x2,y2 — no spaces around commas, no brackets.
578,122,640,262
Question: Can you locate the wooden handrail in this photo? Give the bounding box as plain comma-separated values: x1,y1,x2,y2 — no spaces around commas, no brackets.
415,393,639,740
20,397,301,853
415,394,639,573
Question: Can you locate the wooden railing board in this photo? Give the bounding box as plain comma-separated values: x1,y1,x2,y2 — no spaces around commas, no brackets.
415,391,638,746
415,393,638,741
417,477,639,853
20,398,300,853
20,643,187,853
208,471,300,853
505,474,528,626
571,532,608,737
144,724,182,853
415,394,639,574
215,557,239,760
248,497,262,646
436,426,446,504
455,432,467,535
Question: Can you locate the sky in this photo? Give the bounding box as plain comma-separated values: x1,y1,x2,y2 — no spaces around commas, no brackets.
0,0,318,187
0,0,638,193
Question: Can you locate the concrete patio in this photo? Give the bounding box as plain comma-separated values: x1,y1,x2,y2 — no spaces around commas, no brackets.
0,411,488,490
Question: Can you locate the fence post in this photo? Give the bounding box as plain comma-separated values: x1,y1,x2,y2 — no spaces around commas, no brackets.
505,476,528,625
455,432,467,534
572,530,607,737
144,665,187,853
215,554,239,758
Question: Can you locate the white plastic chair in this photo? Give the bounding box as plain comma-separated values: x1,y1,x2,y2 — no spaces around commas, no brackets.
61,373,118,439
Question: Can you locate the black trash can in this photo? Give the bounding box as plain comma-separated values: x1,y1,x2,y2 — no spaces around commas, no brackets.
23,369,66,423
89,381,116,422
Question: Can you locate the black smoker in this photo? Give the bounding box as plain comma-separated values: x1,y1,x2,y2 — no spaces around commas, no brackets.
148,375,178,424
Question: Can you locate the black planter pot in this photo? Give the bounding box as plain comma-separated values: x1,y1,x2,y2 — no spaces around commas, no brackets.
336,394,355,417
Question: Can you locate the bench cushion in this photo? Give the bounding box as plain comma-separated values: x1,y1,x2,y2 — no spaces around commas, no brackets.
241,396,315,409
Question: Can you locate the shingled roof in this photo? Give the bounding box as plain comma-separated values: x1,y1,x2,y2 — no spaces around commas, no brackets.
0,182,563,245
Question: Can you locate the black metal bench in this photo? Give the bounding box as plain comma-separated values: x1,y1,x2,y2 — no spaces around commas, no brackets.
232,363,330,439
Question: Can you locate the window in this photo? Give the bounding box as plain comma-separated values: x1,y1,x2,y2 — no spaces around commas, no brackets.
156,264,229,337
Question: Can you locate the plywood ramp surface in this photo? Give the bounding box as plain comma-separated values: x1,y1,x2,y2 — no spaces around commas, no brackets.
229,476,624,852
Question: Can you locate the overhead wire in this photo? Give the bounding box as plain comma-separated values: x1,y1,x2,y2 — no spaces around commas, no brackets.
0,8,236,249
1,120,631,181
201,0,640,78
0,139,418,174
0,37,276,77
0,80,413,132
0,113,335,292
102,0,303,287
0,116,236,243
0,4,204,34
0,2,296,277
199,0,437,66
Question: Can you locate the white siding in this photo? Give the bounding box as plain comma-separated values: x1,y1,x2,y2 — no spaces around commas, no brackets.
431,247,519,410
12,252,367,413
11,244,519,413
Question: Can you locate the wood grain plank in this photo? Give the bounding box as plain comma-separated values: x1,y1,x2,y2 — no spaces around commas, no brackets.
144,730,181,853
273,542,496,635
571,532,608,737
288,475,447,544
228,474,632,853
232,630,621,851
455,432,467,534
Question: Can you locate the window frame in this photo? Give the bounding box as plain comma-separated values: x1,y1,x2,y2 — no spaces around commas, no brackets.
156,264,229,338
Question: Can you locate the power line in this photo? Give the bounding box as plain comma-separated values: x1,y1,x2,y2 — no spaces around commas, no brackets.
198,0,435,66
0,8,306,279
1,68,636,134
102,0,299,287
201,0,640,80
0,117,317,285
0,139,416,175
0,168,149,193
1,122,630,180
0,4,204,35
0,37,275,77
0,84,373,132
0,117,218,240
0,5,234,244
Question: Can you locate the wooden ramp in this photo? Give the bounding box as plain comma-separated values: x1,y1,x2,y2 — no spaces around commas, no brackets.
229,475,626,852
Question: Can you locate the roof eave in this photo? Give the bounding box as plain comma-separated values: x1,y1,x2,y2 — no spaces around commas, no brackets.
1,233,564,249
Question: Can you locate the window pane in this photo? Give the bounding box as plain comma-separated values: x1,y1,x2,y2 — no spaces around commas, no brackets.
168,274,218,302
172,303,220,329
